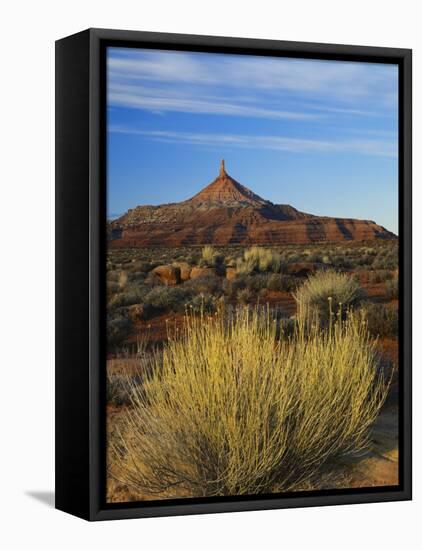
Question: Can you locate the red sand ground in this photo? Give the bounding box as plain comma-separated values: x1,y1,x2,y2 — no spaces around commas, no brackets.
106,269,399,501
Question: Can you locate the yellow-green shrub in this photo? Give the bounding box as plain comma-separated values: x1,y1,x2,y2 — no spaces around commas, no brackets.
237,246,282,274
294,269,364,324
201,245,221,267
110,306,388,498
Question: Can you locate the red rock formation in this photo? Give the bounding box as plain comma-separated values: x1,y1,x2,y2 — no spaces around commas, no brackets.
109,160,396,247
152,265,181,286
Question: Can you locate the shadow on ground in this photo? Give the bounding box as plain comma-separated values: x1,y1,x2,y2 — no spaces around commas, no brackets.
26,491,55,508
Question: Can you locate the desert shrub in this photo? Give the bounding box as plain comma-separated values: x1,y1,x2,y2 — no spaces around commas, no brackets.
266,273,297,292
128,271,148,285
372,247,398,270
201,245,216,265
265,274,282,291
109,284,150,310
362,246,376,256
118,271,128,290
307,251,322,263
184,274,223,296
237,246,282,274
231,273,297,296
367,270,394,284
186,293,217,313
107,270,120,282
200,246,223,267
143,286,193,314
331,255,352,269
130,261,155,273
287,252,301,263
107,374,132,407
372,257,389,270
186,252,200,265
107,280,120,294
244,274,270,292
386,274,399,299
229,274,248,292
107,318,132,349
221,278,235,299
357,254,374,267
363,302,398,337
237,288,253,304
111,307,388,498
295,269,365,324
278,316,297,338
144,271,165,286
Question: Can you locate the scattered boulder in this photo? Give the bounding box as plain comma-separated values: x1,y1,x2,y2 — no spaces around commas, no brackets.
145,271,163,286
286,262,322,277
127,303,156,321
225,267,237,281
173,261,191,282
190,266,218,279
152,264,181,286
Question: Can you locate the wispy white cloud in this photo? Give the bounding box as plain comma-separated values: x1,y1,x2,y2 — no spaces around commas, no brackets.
108,50,397,101
107,49,398,120
108,53,217,85
108,83,320,120
109,126,397,158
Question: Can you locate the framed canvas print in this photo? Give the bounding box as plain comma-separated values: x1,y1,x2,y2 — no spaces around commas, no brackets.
55,28,412,521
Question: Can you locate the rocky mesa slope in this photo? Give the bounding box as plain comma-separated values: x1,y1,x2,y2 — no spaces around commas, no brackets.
108,160,396,247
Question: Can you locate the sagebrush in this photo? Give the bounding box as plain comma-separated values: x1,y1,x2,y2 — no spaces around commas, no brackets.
110,306,388,498
237,246,282,274
294,269,365,324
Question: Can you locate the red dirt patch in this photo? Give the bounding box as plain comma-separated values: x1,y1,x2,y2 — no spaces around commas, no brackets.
260,291,297,316
361,281,388,302
131,312,186,347
377,337,399,369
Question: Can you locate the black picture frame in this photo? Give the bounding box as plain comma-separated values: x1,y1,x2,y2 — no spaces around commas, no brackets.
55,28,412,521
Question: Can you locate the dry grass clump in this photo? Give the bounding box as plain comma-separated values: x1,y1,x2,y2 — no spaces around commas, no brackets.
201,245,216,265
294,269,365,324
386,272,399,299
364,302,398,337
200,245,223,267
107,372,133,407
237,246,282,274
110,306,388,498
118,270,128,290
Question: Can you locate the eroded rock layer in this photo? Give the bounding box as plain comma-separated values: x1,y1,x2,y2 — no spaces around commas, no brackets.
109,160,396,247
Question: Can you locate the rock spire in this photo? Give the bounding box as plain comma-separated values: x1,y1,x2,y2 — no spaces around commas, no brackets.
219,159,226,177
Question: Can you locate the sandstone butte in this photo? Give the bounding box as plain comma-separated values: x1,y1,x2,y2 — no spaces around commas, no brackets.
108,160,396,247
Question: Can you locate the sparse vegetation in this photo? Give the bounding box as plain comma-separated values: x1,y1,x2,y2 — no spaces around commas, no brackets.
364,302,398,337
237,287,253,304
386,273,399,299
105,242,398,352
266,273,297,292
118,270,128,290
200,245,221,267
107,373,132,407
110,307,389,497
106,240,399,501
142,286,193,315
107,318,133,350
294,269,365,324
188,293,218,313
237,246,282,274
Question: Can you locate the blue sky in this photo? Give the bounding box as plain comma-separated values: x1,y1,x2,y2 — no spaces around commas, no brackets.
107,47,398,233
